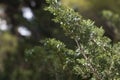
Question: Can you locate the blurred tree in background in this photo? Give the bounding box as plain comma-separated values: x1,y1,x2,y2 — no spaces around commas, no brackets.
0,0,120,80
0,0,73,79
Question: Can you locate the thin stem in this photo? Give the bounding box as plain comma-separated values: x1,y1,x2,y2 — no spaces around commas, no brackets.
75,39,101,80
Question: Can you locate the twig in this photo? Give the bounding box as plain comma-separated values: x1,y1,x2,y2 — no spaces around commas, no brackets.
75,39,101,80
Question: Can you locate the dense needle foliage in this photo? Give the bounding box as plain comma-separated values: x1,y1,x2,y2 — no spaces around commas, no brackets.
0,0,120,80
24,0,120,80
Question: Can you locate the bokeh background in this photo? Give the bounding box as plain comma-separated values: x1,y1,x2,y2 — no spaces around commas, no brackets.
0,0,120,80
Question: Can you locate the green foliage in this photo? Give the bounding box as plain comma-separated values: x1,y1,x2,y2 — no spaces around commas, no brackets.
0,0,120,80
0,32,17,53
25,39,77,80
39,0,120,79
102,10,120,42
0,32,17,71
61,0,120,42
10,68,31,80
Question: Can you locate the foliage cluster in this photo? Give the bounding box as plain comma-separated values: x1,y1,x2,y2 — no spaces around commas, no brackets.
102,10,120,42
24,0,120,80
0,0,120,80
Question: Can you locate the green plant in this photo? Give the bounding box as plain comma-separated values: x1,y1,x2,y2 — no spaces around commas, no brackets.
25,0,120,80
102,10,120,42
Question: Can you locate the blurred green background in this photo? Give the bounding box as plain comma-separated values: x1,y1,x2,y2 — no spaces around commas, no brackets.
0,0,120,80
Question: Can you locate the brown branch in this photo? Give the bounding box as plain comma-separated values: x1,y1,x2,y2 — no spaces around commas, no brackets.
74,39,101,80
